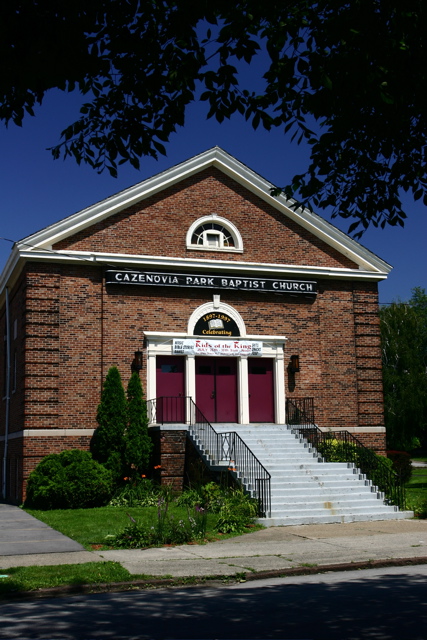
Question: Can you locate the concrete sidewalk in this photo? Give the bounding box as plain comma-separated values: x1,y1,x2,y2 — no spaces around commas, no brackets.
1,511,427,577
0,504,85,557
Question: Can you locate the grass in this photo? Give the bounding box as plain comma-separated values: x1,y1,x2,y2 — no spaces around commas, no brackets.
0,562,133,596
0,502,262,598
405,467,427,516
24,505,262,550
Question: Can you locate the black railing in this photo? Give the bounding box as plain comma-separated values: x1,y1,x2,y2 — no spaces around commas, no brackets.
285,398,405,510
224,431,271,519
147,396,271,517
285,397,315,427
146,396,187,424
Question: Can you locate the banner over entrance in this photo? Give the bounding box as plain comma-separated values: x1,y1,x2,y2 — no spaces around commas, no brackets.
173,339,262,357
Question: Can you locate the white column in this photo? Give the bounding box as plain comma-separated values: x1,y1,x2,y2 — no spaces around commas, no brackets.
186,355,196,401
186,355,196,424
146,352,157,401
238,356,250,424
274,345,286,424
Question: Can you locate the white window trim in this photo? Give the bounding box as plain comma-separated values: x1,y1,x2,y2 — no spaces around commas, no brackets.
186,215,243,253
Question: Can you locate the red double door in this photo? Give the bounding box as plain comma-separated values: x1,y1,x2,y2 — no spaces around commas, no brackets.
196,357,238,423
156,356,275,423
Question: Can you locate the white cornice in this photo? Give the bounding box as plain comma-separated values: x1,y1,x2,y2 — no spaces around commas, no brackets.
10,248,389,281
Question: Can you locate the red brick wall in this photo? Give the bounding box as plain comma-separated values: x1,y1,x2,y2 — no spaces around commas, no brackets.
53,169,358,270
150,429,186,492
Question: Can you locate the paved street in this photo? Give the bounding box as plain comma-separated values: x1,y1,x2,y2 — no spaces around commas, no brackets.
0,563,426,639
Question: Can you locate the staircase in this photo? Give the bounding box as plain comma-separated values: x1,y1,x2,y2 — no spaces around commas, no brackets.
214,424,413,526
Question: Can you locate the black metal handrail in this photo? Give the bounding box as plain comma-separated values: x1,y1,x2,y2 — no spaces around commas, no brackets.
224,430,271,519
146,396,188,425
285,397,315,427
285,398,405,510
147,396,271,517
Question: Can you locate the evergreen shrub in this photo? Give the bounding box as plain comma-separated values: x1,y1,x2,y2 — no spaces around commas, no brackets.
91,367,153,483
91,366,127,481
25,449,114,510
124,372,153,479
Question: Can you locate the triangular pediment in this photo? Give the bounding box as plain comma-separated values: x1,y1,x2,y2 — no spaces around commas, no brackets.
1,147,391,294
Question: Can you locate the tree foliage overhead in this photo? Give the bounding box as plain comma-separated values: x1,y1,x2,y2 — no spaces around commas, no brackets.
380,288,427,450
1,1,426,235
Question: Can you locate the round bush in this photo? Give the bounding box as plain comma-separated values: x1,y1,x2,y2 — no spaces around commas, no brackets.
25,449,114,510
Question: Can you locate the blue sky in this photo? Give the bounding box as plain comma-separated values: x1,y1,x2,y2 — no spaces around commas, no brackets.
1,89,425,304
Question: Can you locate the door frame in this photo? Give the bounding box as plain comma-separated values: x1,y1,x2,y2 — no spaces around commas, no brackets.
144,331,287,423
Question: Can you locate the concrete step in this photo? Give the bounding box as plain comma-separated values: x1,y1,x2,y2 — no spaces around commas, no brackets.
270,498,393,511
270,493,383,505
270,481,372,492
264,462,352,470
271,493,379,504
269,471,364,482
192,423,412,526
259,510,413,527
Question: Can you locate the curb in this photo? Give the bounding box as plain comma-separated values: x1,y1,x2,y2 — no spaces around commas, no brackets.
2,556,427,602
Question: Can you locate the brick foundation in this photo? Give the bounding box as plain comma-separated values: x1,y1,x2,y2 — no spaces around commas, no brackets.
149,428,187,492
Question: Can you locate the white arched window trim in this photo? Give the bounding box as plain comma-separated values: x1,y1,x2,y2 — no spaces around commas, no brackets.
186,215,243,253
187,300,247,337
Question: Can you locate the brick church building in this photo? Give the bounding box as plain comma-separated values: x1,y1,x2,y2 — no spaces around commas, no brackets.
0,148,391,503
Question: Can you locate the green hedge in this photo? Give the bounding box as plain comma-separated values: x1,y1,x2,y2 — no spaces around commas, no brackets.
316,438,395,491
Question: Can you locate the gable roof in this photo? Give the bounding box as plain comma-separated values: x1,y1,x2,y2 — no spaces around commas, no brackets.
1,147,391,294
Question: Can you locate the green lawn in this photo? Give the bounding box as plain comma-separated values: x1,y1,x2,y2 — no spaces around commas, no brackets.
25,505,260,550
25,506,206,549
405,467,427,516
0,562,133,596
0,505,260,598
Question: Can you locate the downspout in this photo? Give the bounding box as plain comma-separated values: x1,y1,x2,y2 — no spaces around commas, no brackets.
2,287,11,500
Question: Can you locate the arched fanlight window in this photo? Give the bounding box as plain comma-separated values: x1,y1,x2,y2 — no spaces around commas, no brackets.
186,216,243,252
